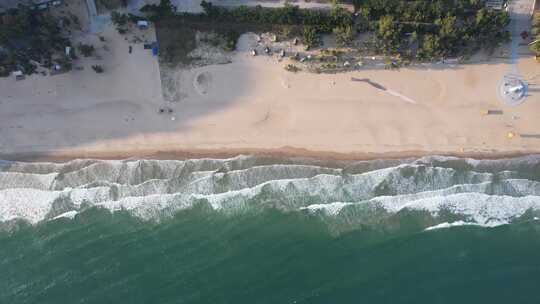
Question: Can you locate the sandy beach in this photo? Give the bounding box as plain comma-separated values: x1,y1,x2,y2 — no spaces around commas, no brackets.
1,7,540,161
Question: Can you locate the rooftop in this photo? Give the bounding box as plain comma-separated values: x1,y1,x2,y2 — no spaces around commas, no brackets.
0,0,32,11
485,0,505,10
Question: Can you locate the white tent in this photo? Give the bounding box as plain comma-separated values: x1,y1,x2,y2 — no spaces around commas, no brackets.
137,20,149,29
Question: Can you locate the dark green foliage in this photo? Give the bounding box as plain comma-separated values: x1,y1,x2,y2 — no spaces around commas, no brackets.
223,30,239,51
377,15,402,53
91,65,104,73
141,0,176,20
355,0,510,60
154,0,510,64
200,1,353,33
333,25,354,47
111,11,129,26
77,43,95,57
96,0,127,11
0,7,72,75
530,12,540,56
302,26,321,48
285,64,301,72
417,34,441,60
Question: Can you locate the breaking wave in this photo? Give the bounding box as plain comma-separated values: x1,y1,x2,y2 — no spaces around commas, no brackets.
1,155,540,230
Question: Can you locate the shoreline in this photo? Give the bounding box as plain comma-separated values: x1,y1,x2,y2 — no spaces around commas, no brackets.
2,147,538,163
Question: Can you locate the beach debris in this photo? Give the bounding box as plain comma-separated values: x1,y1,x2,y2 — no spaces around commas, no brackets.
343,61,350,67
271,34,277,42
481,109,503,115
307,55,312,60
251,49,257,56
285,64,300,73
299,57,306,62
264,47,270,54
293,38,299,45
159,107,174,114
357,61,363,67
507,131,516,139
279,49,285,58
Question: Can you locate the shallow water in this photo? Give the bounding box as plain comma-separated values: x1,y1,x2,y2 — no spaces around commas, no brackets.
1,155,540,303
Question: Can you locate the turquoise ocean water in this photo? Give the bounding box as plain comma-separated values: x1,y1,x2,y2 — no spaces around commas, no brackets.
1,155,540,303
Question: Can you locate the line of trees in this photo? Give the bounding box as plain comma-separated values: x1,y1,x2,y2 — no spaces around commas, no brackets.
200,0,352,33
0,7,71,76
530,11,540,57
196,0,509,59
354,0,485,23
199,0,353,48
369,2,510,60
147,0,510,63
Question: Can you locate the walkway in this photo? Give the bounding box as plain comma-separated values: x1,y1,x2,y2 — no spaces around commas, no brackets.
498,0,535,106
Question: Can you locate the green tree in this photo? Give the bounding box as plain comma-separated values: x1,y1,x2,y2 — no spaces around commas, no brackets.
111,11,128,26
333,25,354,47
436,15,458,56
330,0,353,28
530,38,540,56
78,43,95,57
377,15,401,52
302,26,320,49
418,34,441,60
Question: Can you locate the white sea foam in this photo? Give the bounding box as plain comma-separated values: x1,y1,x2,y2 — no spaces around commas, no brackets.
300,202,352,215
424,221,488,231
374,192,540,226
52,210,79,220
1,156,540,227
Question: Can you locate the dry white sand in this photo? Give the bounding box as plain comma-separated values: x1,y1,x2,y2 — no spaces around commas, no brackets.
1,28,540,160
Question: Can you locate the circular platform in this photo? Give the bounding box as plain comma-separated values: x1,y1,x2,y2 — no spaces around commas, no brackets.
498,74,528,106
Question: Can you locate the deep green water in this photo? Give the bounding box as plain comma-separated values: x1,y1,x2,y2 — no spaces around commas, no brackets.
2,206,540,304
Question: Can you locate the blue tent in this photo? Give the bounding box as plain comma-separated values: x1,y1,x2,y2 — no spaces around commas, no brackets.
152,46,158,56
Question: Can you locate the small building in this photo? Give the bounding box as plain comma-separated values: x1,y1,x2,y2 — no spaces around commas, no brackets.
137,20,149,30
485,0,504,10
13,70,25,81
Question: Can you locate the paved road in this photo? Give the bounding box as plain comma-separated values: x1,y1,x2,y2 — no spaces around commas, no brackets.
86,0,97,18
498,0,535,106
508,0,534,68
85,0,110,33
